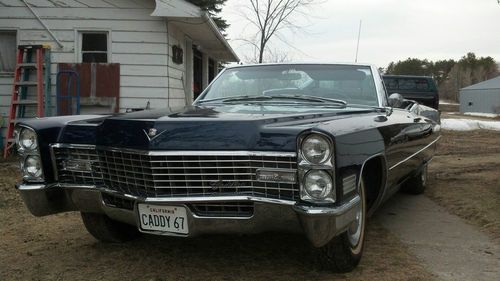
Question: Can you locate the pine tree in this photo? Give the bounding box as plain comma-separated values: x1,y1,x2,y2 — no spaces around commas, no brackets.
186,0,229,33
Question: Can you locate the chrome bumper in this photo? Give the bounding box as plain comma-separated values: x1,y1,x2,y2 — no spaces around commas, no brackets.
16,183,360,247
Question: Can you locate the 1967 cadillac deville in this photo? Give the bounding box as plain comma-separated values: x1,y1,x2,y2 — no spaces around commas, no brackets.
14,63,440,272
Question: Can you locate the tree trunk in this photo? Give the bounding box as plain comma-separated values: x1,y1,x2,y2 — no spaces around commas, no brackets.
258,36,265,63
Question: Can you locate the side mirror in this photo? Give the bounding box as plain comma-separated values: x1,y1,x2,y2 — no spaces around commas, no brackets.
388,93,404,108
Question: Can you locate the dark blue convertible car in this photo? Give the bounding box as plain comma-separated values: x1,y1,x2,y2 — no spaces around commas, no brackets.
14,63,440,272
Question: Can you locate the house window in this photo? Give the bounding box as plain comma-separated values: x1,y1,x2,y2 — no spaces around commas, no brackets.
80,32,108,63
209,59,215,82
0,31,17,73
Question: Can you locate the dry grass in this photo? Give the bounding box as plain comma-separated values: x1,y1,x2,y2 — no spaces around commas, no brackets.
0,163,434,280
427,130,500,243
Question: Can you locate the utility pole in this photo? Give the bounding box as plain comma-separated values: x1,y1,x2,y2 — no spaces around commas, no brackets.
355,20,362,63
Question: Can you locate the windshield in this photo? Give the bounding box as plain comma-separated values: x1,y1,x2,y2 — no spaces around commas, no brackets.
196,64,379,107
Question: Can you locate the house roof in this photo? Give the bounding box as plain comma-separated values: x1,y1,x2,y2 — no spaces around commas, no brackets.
461,76,500,91
152,0,239,62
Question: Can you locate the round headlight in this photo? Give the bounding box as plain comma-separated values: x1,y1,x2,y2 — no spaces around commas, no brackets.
19,128,38,151
302,134,331,164
304,170,333,200
24,155,43,178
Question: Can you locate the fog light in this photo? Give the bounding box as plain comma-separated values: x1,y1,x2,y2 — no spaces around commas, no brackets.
304,170,333,200
24,155,43,179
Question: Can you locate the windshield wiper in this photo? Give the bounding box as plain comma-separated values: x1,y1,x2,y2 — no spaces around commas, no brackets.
196,95,272,104
197,94,347,107
222,95,273,103
268,94,347,106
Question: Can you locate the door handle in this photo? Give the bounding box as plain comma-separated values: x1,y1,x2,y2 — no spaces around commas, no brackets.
414,117,422,123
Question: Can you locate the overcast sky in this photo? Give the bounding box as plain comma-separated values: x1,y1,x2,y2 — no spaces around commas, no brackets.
222,0,500,67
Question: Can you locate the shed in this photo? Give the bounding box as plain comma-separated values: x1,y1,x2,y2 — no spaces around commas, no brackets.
0,0,239,139
459,76,500,114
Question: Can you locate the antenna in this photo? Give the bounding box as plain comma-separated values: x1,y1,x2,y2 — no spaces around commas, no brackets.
355,20,362,63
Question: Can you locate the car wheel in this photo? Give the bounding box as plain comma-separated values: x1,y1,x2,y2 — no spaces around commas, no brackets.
317,180,366,272
401,164,427,195
81,212,140,243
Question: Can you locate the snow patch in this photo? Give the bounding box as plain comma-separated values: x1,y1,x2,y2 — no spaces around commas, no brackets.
439,100,459,105
441,119,500,131
463,112,499,118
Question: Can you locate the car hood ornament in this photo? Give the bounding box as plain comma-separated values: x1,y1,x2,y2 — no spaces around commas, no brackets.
143,128,166,142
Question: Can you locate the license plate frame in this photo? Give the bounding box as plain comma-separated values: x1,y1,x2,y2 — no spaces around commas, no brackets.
137,204,189,235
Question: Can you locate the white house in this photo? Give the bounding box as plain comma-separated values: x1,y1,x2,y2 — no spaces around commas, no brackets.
0,0,238,138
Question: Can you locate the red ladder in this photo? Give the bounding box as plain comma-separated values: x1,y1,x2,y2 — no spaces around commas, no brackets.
3,45,48,158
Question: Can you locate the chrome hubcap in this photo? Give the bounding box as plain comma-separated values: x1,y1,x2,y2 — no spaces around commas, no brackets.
421,166,427,185
347,200,363,246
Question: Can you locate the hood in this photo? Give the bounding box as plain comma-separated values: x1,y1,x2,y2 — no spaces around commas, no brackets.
59,104,377,151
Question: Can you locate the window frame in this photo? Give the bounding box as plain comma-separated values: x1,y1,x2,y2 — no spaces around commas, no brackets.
0,28,19,76
75,29,112,63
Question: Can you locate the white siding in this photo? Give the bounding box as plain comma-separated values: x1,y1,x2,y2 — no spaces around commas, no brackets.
0,76,13,112
0,0,192,131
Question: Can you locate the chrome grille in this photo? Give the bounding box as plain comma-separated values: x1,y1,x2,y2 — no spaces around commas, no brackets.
52,145,299,201
52,146,103,186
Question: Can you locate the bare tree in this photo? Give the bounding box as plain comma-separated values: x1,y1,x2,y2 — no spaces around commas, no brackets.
241,0,316,63
243,48,293,64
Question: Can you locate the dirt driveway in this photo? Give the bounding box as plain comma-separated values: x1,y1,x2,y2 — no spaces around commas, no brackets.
0,129,498,281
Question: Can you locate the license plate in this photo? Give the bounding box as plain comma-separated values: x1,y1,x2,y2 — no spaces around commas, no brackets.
138,204,188,234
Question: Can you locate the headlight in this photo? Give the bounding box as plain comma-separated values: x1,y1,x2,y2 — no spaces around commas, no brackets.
301,134,331,164
16,126,44,182
23,155,43,179
18,127,38,152
303,170,333,200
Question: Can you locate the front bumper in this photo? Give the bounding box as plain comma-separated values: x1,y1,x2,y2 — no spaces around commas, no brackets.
17,183,360,247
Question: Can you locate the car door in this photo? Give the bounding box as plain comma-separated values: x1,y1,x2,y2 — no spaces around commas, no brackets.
378,106,431,192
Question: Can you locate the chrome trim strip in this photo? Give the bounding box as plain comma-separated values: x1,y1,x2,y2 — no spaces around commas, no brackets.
190,213,254,220
388,136,442,171
144,196,295,206
49,144,59,180
293,194,360,216
50,143,297,158
16,183,54,191
17,183,298,206
371,64,387,107
51,143,96,149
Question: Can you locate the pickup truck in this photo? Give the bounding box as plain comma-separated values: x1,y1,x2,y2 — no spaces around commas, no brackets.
383,75,440,109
